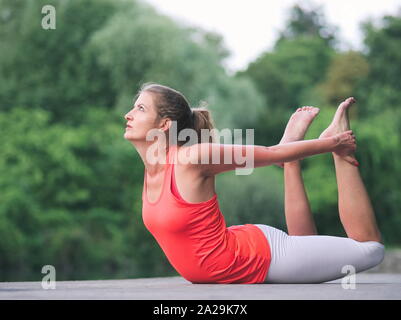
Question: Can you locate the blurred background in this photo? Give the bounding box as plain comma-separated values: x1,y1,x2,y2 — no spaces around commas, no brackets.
0,0,400,282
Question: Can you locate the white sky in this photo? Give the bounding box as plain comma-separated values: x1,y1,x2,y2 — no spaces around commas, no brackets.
144,0,401,73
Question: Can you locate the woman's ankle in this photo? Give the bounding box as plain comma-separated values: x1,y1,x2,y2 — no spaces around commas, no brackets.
284,160,301,168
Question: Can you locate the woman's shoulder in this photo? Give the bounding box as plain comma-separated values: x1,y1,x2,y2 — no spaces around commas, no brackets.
175,144,217,199
175,144,211,178
175,144,196,165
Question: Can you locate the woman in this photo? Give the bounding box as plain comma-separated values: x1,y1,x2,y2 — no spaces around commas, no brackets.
124,82,384,284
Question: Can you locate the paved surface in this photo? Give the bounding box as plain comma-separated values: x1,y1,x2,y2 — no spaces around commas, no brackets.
1,273,400,300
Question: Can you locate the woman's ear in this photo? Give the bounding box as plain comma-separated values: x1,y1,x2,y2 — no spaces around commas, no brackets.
159,118,172,132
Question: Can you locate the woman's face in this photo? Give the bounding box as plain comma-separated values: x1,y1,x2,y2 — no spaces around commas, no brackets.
124,91,162,143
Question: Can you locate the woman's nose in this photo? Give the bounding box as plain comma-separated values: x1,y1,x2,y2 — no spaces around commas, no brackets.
125,113,132,121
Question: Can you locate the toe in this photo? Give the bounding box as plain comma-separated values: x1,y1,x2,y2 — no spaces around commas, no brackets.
341,97,356,107
339,99,350,109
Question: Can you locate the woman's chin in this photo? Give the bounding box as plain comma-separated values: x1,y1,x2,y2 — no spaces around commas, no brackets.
124,132,143,143
124,132,134,140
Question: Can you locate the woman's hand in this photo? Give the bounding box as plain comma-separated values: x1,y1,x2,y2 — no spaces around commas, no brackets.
332,130,358,165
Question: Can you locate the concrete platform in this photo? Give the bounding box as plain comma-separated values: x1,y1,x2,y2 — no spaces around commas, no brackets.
1,273,400,300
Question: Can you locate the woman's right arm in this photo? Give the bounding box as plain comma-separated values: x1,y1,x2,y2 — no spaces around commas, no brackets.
183,130,356,176
262,137,337,165
259,130,356,167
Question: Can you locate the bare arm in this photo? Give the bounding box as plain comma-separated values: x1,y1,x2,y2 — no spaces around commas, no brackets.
183,131,355,176
257,138,335,165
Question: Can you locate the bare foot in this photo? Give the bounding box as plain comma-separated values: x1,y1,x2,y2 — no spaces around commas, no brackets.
319,97,359,166
274,106,320,168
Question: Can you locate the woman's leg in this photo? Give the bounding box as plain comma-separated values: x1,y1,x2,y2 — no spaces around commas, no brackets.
331,154,382,243
319,97,383,244
278,106,319,235
256,224,384,284
283,160,317,235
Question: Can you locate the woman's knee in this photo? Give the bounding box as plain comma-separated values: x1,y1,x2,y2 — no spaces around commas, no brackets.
364,241,385,268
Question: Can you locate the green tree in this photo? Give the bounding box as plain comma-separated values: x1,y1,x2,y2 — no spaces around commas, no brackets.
0,0,270,281
277,2,338,48
237,3,337,147
89,5,264,130
238,36,334,147
318,51,369,108
357,14,401,118
0,0,119,123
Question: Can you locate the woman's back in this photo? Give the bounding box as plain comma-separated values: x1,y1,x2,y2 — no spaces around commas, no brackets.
142,144,271,284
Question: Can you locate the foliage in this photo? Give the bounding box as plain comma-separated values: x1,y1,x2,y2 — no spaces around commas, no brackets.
0,0,400,281
276,2,338,48
318,51,370,106
357,15,401,118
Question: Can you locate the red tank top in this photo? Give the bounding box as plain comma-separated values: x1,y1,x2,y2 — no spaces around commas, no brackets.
142,144,271,284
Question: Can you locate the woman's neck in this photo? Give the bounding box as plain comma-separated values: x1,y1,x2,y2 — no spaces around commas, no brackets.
134,141,172,176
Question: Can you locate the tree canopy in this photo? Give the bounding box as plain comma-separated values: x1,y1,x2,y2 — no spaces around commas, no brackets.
1,0,400,281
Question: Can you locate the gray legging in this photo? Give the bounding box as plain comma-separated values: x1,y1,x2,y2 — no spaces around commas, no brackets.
254,224,385,284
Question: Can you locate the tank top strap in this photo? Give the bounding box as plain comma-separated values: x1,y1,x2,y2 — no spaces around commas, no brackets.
169,147,185,201
143,144,178,204
164,144,178,199
163,144,184,201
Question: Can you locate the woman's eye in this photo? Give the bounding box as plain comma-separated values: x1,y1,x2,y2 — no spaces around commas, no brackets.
132,105,144,111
